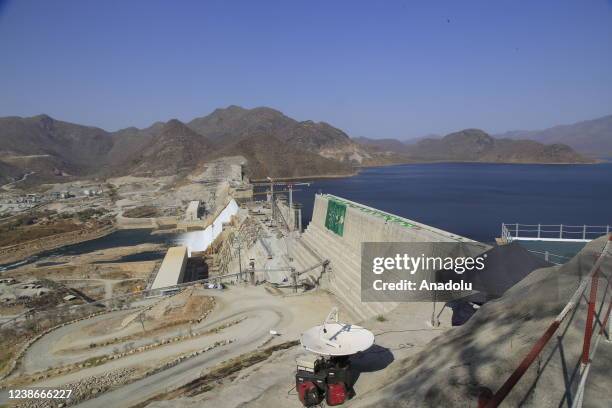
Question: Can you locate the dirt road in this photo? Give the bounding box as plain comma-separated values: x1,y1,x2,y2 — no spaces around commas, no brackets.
0,286,340,407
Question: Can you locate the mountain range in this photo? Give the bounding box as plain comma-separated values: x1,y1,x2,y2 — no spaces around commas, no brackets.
495,114,612,157
0,107,600,185
404,129,591,163
0,107,365,184
361,114,612,159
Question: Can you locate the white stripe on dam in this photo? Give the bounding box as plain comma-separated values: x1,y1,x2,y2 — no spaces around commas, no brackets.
178,199,239,255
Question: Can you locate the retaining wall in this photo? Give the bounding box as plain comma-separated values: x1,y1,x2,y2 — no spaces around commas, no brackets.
299,194,485,320
178,199,239,256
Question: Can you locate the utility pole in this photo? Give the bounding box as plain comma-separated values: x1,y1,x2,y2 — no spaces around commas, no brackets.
287,182,310,231
267,176,274,220
233,236,242,281
238,244,242,281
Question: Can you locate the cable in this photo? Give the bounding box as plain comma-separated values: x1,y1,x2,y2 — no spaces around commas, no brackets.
286,384,296,395
373,327,445,337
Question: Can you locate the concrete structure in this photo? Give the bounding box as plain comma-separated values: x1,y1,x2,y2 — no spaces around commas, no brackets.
184,200,201,222
275,199,302,232
292,194,488,320
179,199,240,255
229,183,253,203
151,246,188,289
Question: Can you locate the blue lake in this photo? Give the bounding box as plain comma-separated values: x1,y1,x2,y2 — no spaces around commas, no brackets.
292,162,612,244
3,162,610,271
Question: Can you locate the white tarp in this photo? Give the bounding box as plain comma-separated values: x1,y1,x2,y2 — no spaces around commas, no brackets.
178,199,239,255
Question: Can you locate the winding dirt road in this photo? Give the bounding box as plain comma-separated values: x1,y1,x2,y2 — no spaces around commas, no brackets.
0,286,339,407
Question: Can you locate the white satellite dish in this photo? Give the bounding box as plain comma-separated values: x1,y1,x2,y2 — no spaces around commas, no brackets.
300,307,375,357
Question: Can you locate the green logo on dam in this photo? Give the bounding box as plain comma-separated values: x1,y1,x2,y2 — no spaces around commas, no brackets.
325,200,346,236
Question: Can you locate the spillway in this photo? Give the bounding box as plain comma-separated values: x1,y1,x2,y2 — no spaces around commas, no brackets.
178,199,239,255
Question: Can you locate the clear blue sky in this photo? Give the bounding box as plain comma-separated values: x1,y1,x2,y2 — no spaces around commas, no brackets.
1,0,611,138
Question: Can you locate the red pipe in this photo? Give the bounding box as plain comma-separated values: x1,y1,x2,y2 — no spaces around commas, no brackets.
483,321,561,408
581,269,599,365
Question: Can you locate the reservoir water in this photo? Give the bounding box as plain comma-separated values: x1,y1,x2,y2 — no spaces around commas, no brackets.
292,162,612,245
2,162,610,271
0,229,181,271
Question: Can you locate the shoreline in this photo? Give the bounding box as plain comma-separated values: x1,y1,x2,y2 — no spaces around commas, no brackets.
358,158,603,167
250,169,360,183
252,159,606,182
0,225,117,268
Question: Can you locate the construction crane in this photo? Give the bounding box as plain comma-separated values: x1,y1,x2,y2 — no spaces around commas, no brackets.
251,178,311,219
286,181,311,210
252,178,311,208
251,189,301,196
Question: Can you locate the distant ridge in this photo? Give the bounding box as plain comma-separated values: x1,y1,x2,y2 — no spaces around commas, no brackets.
406,129,592,164
496,114,612,157
0,107,596,186
353,129,593,164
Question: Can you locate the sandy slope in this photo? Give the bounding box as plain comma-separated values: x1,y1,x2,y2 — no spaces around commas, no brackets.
349,236,611,408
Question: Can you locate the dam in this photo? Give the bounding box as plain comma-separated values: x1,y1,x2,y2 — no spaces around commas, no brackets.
290,194,489,320
179,199,240,255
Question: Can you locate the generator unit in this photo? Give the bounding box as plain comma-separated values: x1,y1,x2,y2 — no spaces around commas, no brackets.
295,355,352,406
296,308,374,407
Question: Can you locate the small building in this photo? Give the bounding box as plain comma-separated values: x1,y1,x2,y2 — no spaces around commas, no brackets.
151,246,188,289
184,200,201,222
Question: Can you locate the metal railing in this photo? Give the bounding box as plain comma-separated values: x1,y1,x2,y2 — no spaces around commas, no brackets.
478,235,611,408
502,223,611,242
526,249,572,265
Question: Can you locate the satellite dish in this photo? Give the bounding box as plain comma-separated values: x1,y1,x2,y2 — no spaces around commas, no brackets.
300,307,375,357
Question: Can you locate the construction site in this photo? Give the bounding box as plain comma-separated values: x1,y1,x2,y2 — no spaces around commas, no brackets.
0,169,610,408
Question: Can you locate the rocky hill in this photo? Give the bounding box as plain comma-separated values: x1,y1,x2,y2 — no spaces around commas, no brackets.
356,129,593,164
213,133,354,179
352,236,610,408
0,109,596,186
408,129,593,163
188,106,295,147
0,114,112,171
123,119,213,176
0,161,22,184
497,114,612,157
107,122,165,166
353,137,413,154
0,108,366,183
187,106,362,162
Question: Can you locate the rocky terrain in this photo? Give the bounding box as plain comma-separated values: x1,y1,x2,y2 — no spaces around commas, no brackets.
354,129,595,164
497,114,612,157
0,107,367,184
405,129,593,163
0,107,596,187
348,236,611,408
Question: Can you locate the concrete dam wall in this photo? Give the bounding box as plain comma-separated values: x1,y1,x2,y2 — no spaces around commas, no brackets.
296,194,483,320
178,199,239,256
